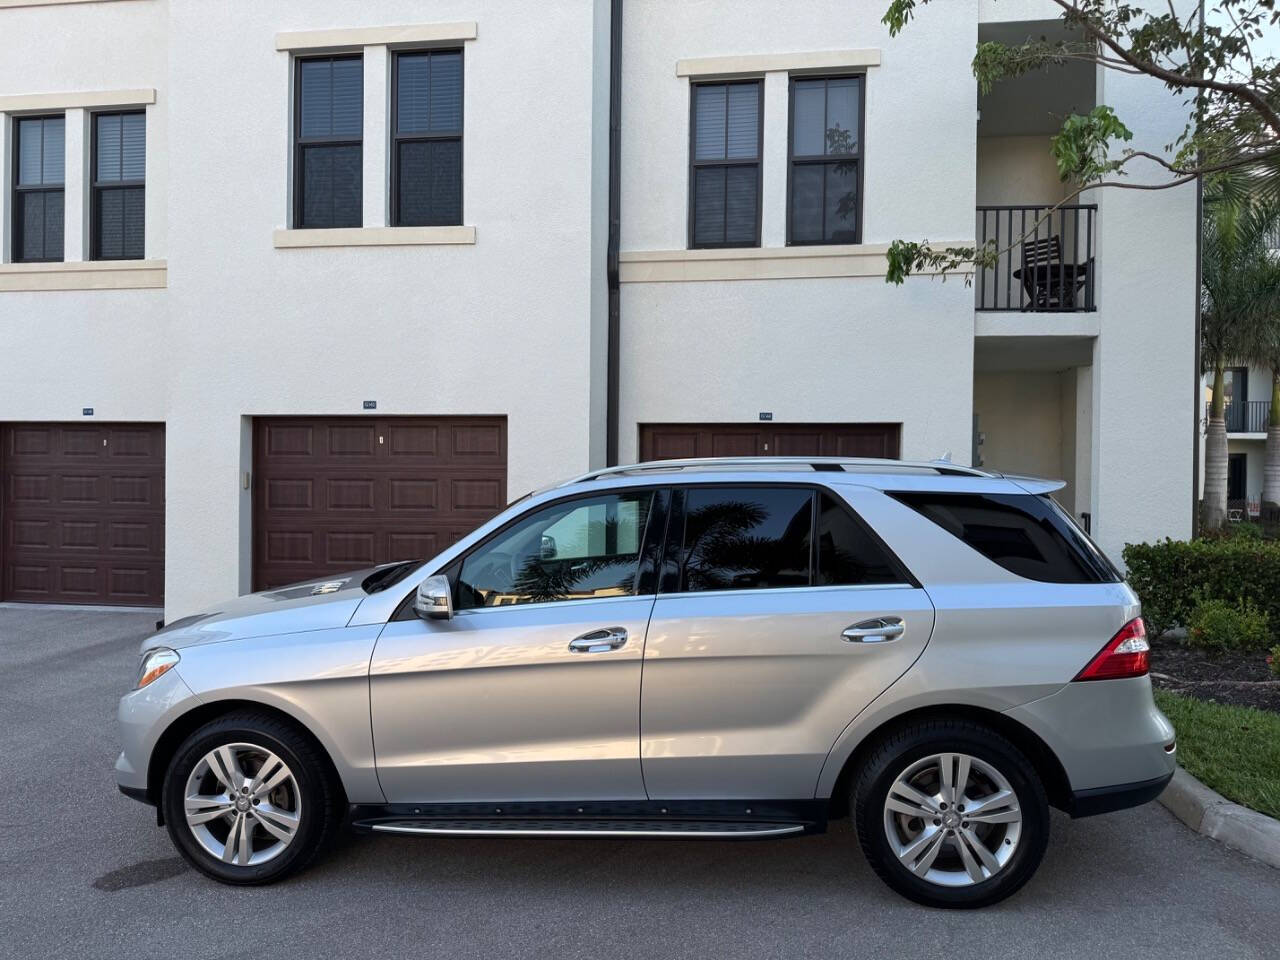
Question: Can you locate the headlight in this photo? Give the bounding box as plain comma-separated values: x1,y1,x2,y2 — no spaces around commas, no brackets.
136,648,180,689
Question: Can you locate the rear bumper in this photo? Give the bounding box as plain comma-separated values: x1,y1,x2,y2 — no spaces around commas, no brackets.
1003,675,1177,798
1064,771,1173,818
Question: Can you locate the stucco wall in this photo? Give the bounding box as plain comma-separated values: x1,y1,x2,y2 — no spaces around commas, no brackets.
618,0,978,465
0,0,168,425
157,0,608,616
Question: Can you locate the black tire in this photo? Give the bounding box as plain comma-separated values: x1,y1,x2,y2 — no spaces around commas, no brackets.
161,711,345,885
850,719,1050,909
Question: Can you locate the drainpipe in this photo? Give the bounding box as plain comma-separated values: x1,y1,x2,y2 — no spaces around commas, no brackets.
606,0,623,466
1191,0,1205,537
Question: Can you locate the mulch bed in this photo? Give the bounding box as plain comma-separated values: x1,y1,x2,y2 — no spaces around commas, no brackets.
1149,638,1280,713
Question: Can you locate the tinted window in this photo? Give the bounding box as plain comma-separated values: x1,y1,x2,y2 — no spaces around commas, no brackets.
93,111,145,260
689,81,760,248
789,76,862,244
815,493,903,585
456,492,653,609
13,115,65,262
680,487,811,591
295,56,363,228
890,491,1120,584
393,49,463,226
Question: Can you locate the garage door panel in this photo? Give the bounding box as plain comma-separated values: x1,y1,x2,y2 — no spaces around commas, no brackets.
253,417,507,591
2,423,164,605
640,423,901,462
387,423,439,457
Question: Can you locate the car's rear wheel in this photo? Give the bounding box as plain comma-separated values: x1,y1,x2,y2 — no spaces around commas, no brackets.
851,719,1049,908
161,711,344,885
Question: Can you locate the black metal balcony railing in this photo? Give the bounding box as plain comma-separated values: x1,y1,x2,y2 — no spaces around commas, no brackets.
1209,400,1273,433
975,204,1098,312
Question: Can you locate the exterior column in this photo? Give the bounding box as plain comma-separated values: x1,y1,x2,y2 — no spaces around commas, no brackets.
64,107,87,261
363,45,389,228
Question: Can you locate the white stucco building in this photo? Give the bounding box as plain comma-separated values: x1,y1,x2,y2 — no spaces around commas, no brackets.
0,0,1198,617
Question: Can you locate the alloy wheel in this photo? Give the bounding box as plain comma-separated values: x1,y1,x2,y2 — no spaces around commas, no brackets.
183,742,302,867
881,752,1022,887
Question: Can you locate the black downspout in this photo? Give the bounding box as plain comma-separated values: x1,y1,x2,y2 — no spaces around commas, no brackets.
605,0,623,467
1191,0,1205,537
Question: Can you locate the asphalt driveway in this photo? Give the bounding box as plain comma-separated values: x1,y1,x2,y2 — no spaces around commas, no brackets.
1,605,1277,960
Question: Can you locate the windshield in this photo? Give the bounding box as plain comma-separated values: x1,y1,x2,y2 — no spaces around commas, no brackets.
361,560,421,594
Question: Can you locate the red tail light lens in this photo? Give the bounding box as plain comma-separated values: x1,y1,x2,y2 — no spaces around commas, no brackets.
1074,617,1149,681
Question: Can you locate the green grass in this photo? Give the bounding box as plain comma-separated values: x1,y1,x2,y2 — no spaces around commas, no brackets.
1154,689,1280,820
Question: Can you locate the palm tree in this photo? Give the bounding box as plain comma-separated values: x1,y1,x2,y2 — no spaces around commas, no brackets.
1235,203,1280,530
1201,201,1277,529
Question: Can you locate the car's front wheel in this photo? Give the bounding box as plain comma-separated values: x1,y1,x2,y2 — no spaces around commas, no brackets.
161,711,344,884
851,719,1049,908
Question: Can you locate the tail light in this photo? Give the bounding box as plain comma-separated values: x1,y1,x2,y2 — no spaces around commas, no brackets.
1073,617,1149,681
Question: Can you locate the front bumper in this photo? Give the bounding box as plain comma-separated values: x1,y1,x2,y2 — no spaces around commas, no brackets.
115,665,200,803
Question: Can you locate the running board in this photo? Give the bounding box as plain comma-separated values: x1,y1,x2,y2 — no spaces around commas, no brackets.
359,818,807,839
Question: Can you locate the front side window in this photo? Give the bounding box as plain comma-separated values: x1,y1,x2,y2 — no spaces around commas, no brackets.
789,76,861,244
294,55,363,228
689,81,761,248
12,115,65,262
92,111,145,260
456,491,654,609
393,49,463,226
680,486,811,591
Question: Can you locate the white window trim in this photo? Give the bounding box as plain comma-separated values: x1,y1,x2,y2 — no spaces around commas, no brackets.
0,89,154,112
273,226,476,249
676,49,881,79
279,25,475,241
617,243,973,283
0,259,166,291
1,89,156,267
275,22,476,53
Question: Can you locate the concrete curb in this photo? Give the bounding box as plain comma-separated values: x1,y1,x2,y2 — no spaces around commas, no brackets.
1159,767,1280,869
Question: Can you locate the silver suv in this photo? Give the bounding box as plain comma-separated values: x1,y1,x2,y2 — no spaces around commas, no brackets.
116,457,1175,908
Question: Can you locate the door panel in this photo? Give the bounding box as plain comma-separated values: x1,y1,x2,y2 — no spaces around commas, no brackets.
370,597,653,802
641,586,934,798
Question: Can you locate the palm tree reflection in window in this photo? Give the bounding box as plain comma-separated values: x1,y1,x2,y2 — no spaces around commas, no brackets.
682,490,812,591
505,517,639,604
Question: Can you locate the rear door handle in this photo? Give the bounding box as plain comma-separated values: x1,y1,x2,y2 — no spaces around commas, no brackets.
842,617,905,643
569,627,628,653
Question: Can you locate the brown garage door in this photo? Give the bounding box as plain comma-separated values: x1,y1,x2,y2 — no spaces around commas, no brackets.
640,422,901,461
1,422,165,606
253,417,507,590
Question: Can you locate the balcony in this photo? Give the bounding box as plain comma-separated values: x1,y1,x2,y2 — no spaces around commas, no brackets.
1208,400,1273,434
975,204,1097,312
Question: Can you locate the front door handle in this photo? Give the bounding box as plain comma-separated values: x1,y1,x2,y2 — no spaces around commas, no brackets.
842,617,905,643
569,627,628,653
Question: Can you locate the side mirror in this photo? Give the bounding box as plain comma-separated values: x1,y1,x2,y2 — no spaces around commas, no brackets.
414,574,453,621
540,535,557,560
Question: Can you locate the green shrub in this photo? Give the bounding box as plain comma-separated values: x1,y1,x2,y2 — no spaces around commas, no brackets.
1269,646,1280,678
1122,537,1280,640
1185,597,1272,653
1200,521,1264,541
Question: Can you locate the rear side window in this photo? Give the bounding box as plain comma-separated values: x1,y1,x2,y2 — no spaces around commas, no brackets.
674,486,910,592
815,492,903,586
889,491,1119,584
681,486,812,591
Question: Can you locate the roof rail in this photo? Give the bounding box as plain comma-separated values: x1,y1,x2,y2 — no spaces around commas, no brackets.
556,456,991,488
